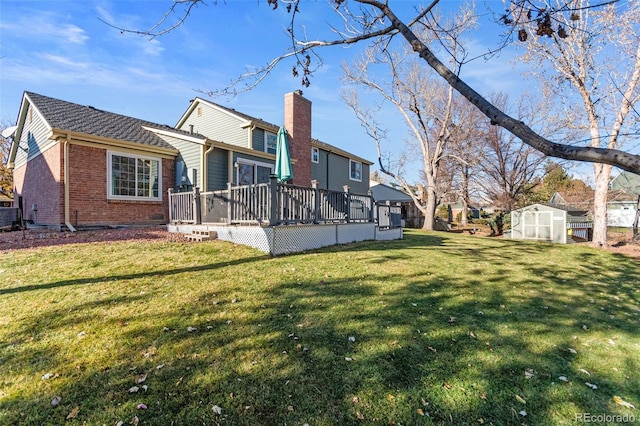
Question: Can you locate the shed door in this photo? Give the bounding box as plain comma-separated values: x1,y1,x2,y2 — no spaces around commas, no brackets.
522,211,552,241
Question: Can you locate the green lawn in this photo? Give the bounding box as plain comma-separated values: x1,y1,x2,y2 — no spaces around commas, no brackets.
1,230,638,425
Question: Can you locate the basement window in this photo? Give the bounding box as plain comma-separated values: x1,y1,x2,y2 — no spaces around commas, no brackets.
108,151,161,201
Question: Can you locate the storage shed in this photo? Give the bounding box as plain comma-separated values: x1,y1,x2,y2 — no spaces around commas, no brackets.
510,203,592,244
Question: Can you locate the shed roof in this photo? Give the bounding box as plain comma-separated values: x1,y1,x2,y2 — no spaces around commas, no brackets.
370,181,413,203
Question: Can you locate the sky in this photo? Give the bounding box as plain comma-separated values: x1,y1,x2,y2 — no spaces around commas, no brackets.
0,0,603,182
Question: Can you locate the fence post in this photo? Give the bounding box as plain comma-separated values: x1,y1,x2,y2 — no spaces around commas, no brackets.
343,185,351,223
226,182,233,224
311,180,320,224
168,188,174,223
193,187,201,225
368,189,374,222
269,175,279,226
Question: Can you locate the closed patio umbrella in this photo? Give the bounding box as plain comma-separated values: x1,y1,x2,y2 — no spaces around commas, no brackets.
275,126,293,183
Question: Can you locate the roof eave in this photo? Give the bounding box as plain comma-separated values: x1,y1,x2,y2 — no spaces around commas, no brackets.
51,128,179,156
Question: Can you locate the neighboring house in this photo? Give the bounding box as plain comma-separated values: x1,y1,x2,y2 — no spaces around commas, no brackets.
510,203,592,244
369,180,420,227
0,194,12,207
609,171,640,228
6,90,372,229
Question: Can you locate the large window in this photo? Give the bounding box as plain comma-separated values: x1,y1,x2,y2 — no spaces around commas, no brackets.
265,132,277,155
236,158,273,185
349,159,362,182
108,152,161,201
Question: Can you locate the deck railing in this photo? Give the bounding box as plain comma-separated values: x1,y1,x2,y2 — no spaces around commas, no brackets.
168,176,396,227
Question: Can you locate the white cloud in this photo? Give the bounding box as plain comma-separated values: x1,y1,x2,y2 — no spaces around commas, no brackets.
1,14,88,46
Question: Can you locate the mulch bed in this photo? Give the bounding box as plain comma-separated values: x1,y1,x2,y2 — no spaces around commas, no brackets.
0,226,188,253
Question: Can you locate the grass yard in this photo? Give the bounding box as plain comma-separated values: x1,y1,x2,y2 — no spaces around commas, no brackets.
0,230,638,425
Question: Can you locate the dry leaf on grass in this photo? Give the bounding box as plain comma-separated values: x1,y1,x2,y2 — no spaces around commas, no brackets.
135,374,147,384
212,405,222,415
613,396,636,409
66,406,80,420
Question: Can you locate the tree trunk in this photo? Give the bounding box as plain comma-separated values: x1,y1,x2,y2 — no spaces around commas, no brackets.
633,195,639,241
422,187,437,231
591,163,611,248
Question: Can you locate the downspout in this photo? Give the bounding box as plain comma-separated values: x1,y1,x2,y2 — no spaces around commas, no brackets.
202,141,214,192
63,136,77,232
247,123,256,149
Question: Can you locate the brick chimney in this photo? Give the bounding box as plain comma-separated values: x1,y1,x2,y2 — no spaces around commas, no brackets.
284,90,312,186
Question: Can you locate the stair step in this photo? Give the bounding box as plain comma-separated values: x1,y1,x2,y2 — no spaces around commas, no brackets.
185,230,218,242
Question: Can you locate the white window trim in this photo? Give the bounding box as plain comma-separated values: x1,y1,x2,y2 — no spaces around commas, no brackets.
311,146,319,163
107,151,162,201
236,157,274,185
349,159,362,182
264,131,277,154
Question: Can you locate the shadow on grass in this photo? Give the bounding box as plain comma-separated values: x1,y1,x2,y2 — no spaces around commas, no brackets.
1,230,639,425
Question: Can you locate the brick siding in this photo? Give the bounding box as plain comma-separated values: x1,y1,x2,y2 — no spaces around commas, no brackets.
67,144,174,226
11,144,64,225
284,91,312,186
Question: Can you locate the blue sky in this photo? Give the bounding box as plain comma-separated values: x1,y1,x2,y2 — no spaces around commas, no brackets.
0,0,533,178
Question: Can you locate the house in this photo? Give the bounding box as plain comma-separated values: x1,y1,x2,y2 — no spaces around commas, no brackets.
369,180,421,228
509,203,592,244
172,91,371,194
6,90,372,231
609,171,640,228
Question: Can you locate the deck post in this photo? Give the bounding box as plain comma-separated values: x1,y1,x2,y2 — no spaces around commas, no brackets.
168,188,174,222
193,187,201,225
368,189,374,222
343,185,351,223
311,180,320,224
227,182,233,224
269,175,278,226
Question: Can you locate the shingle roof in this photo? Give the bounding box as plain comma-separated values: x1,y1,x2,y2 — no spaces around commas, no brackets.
25,92,198,150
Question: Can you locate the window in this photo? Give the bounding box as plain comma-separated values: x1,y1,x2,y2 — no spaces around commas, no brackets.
108,152,161,201
349,159,362,182
236,158,274,185
265,132,277,155
311,147,319,163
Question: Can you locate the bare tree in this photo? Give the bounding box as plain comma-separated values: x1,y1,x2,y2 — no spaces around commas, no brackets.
109,0,640,177
505,0,640,247
478,92,547,212
0,121,14,197
340,5,481,230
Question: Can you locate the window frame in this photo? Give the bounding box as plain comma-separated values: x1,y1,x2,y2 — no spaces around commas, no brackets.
236,157,274,186
349,159,362,182
107,151,162,201
311,146,320,163
264,131,277,155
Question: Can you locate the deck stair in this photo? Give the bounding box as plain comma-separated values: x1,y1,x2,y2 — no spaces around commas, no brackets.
185,230,218,242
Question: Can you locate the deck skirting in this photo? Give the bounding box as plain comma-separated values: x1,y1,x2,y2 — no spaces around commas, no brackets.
168,223,402,255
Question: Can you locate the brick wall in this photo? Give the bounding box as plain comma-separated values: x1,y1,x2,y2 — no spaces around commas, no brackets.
12,143,64,225
68,144,174,226
284,91,312,186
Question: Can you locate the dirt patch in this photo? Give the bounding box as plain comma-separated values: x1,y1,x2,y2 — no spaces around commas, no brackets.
0,226,188,253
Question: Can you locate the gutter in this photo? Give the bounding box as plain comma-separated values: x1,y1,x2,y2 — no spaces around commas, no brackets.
202,142,214,192
63,136,76,232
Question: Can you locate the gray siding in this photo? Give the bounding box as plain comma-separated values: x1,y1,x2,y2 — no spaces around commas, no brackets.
179,102,249,149
311,149,369,194
157,134,202,189
15,103,55,168
207,148,229,191
253,128,265,152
